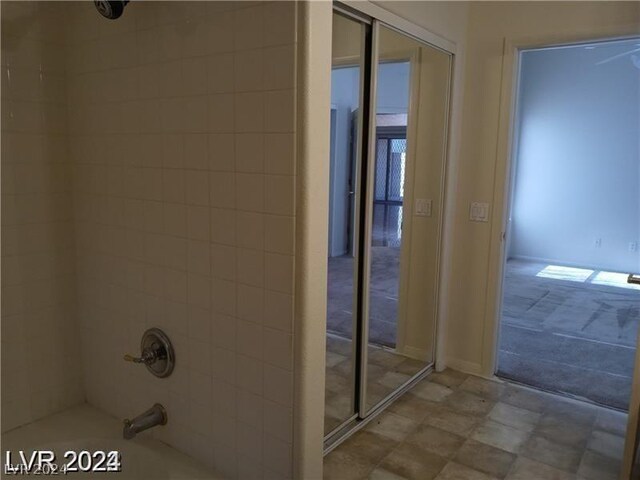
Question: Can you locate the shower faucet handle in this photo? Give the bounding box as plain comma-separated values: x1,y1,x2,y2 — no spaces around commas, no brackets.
123,347,158,365
123,328,175,378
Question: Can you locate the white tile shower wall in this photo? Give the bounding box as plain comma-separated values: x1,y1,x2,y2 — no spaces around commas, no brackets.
66,2,297,478
1,2,84,432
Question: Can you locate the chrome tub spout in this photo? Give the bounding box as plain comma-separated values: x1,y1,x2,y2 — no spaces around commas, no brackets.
123,404,167,440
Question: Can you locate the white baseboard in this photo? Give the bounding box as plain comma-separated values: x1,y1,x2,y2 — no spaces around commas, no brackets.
443,357,483,376
509,254,633,275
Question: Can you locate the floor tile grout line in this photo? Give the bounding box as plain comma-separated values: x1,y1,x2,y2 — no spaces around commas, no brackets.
325,370,627,479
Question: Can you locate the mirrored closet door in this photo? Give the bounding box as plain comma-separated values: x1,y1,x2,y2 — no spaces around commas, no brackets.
324,6,453,444
363,24,452,414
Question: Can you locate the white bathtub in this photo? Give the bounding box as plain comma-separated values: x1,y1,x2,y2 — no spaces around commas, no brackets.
2,405,219,479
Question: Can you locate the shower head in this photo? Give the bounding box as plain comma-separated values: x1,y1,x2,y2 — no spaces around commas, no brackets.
94,0,129,20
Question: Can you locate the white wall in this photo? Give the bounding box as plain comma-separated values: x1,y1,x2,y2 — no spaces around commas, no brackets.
377,62,411,113
510,40,640,273
328,63,410,257
331,62,411,113
329,67,359,257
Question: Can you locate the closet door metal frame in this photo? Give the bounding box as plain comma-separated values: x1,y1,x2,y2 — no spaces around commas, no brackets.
356,15,380,419
325,1,455,451
324,6,372,442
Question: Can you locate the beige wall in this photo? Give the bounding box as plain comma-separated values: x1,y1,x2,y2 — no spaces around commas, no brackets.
445,2,640,375
1,1,83,432
395,37,452,361
66,1,298,477
374,1,470,45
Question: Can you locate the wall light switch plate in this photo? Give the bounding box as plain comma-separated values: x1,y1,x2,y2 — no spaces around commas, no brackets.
415,198,432,217
470,202,490,222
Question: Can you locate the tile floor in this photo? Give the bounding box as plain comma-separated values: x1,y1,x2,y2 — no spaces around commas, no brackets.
325,334,426,434
324,369,628,480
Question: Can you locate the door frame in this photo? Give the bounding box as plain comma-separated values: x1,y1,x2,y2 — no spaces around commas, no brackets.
481,33,640,380
483,32,640,479
339,1,457,55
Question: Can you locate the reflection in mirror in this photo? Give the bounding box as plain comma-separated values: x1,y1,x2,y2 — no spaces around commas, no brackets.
324,11,366,436
365,25,451,411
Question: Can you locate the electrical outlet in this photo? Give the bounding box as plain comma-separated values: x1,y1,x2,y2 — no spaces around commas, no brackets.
630,242,638,252
595,238,602,248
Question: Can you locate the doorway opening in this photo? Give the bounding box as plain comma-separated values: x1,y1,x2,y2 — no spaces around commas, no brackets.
497,37,640,410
